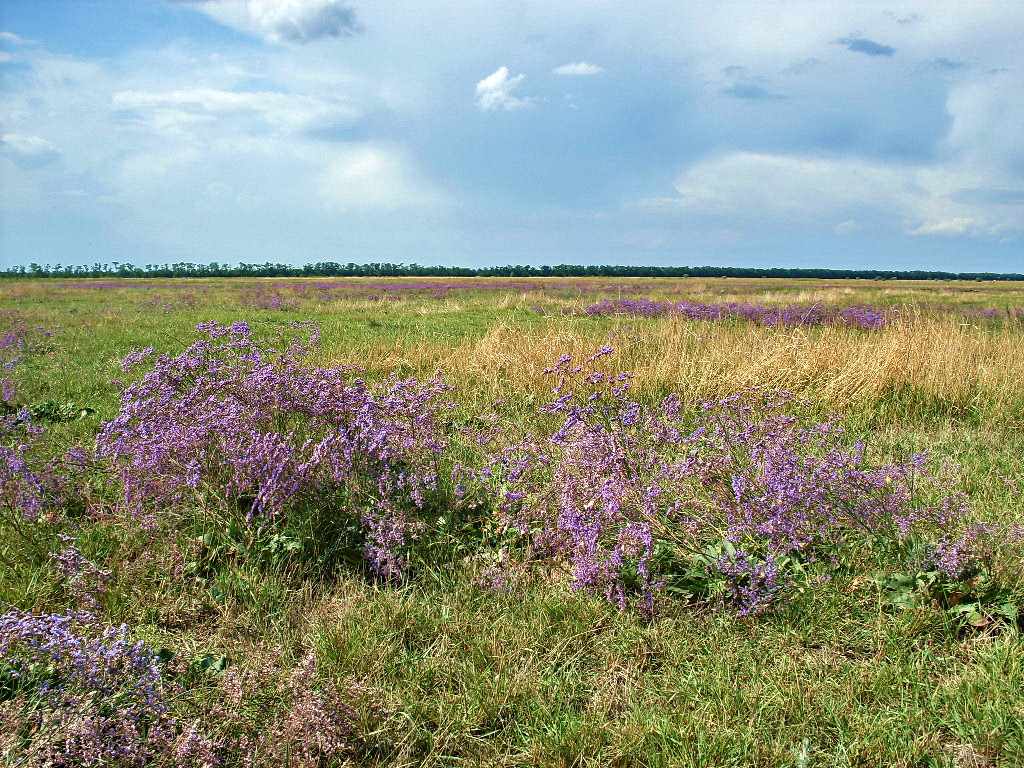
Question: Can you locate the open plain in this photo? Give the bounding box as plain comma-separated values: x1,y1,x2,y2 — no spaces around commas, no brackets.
2,276,1024,767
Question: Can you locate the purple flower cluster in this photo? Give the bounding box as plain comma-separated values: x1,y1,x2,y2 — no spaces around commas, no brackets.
1,534,381,766
483,351,976,614
239,286,299,311
97,321,452,575
923,522,1000,581
1,410,65,529
71,322,1015,616
0,614,372,767
226,280,621,308
712,550,791,618
582,299,893,329
0,610,173,766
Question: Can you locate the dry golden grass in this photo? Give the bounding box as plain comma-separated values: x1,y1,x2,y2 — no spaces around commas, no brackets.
333,312,1024,421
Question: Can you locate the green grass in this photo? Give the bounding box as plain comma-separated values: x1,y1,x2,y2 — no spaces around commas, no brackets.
3,276,1024,767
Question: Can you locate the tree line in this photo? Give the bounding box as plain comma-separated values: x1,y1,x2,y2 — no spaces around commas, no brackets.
4,261,1022,281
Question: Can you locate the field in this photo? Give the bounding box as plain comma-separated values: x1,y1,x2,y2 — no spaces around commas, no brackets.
2,276,1024,767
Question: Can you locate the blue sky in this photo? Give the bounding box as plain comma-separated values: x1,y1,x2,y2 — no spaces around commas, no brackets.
1,0,1022,272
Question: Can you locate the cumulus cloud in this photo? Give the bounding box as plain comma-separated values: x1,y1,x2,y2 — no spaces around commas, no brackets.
552,61,604,76
835,35,895,57
249,0,359,42
318,144,450,212
942,71,1024,175
475,66,533,111
1,134,61,168
178,0,360,44
0,37,453,253
645,151,1023,239
111,87,361,136
907,218,979,236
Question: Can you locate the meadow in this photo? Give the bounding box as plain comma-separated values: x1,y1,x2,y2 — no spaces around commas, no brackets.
2,276,1024,767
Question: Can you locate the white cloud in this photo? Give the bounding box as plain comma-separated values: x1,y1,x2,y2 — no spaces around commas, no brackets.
111,87,361,136
0,31,32,44
249,0,359,42
907,218,979,237
180,0,360,44
647,151,1023,239
552,61,604,76
475,66,533,111
318,144,451,212
1,134,61,167
665,153,903,215
0,37,455,263
942,70,1024,176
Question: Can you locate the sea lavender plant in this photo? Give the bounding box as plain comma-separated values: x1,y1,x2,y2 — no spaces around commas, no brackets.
0,537,382,766
49,535,112,613
96,321,454,576
0,540,173,767
0,411,66,558
484,349,985,614
0,612,175,766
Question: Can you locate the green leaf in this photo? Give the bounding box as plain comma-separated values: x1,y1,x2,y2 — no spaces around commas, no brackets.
196,654,228,675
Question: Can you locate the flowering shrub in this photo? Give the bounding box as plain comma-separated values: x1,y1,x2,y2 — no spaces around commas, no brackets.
1,538,382,767
0,638,385,768
97,321,454,576
0,611,175,767
871,522,1024,628
1,411,66,543
57,320,1024,616
483,350,994,614
0,539,173,767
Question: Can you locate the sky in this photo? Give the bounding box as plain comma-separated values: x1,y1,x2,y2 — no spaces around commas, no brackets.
1,0,1022,272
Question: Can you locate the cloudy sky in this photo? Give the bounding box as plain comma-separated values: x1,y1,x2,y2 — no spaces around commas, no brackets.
1,1,1022,271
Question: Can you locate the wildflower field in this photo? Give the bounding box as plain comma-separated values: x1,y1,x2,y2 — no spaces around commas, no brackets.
2,276,1024,767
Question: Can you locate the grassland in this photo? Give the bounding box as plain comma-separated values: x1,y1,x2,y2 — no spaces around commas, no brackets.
2,276,1024,767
